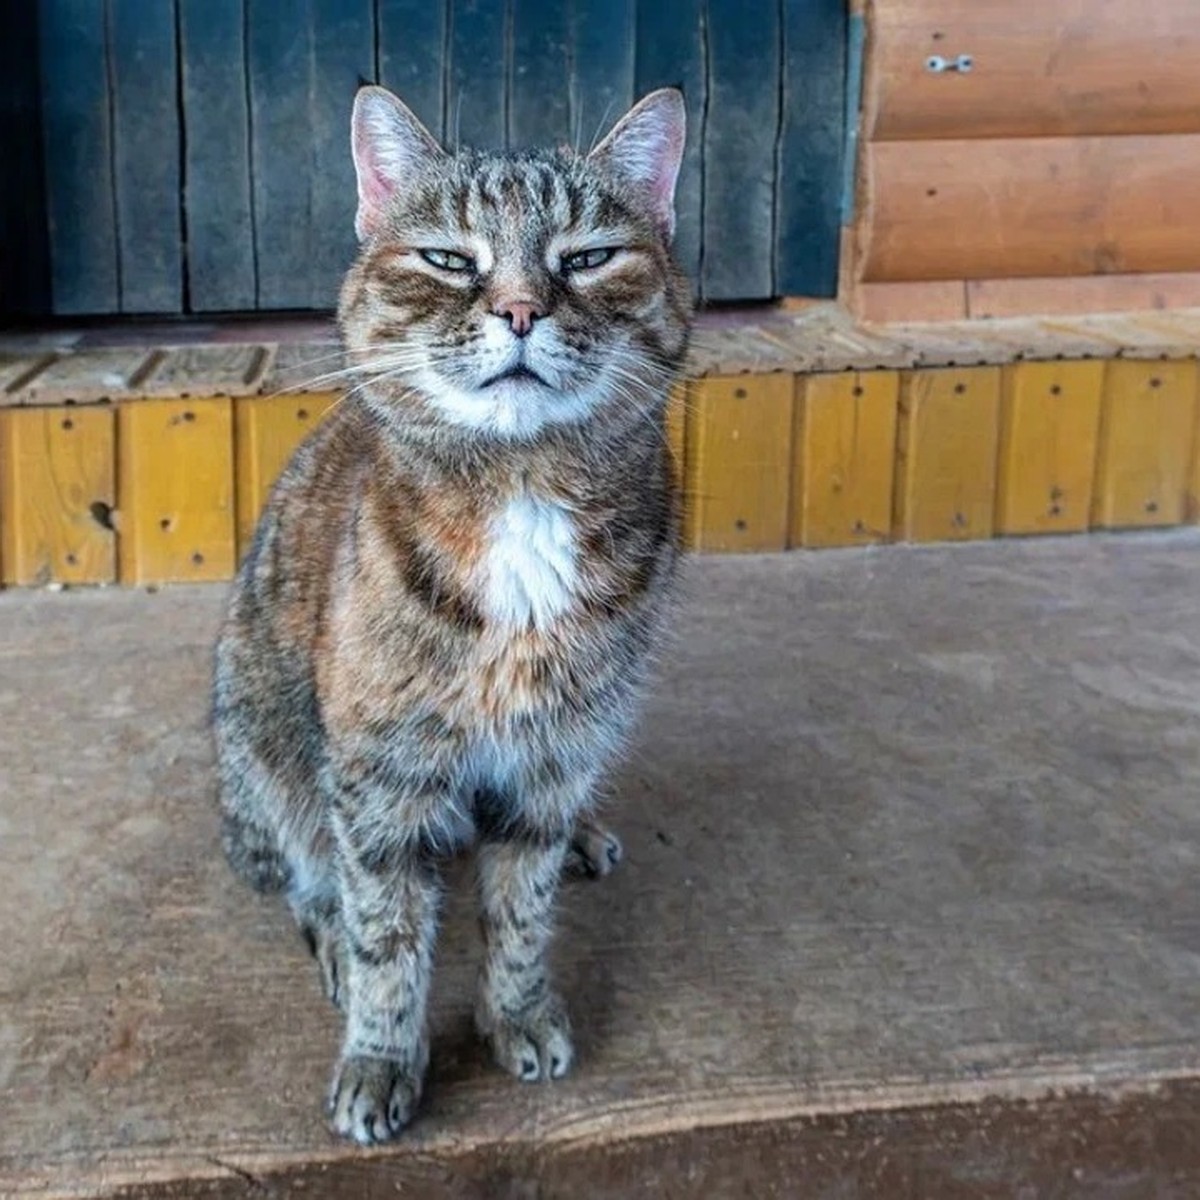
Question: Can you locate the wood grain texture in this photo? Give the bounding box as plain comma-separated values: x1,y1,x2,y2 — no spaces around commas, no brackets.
569,0,634,159
38,0,119,315
448,0,507,149
863,136,1200,283
996,362,1105,535
775,0,846,298
378,0,448,139
868,0,1200,142
792,371,898,547
684,373,794,552
235,392,335,554
179,0,257,312
634,0,704,285
108,0,182,313
857,281,969,323
967,274,1200,320
893,367,1001,542
1092,361,1199,529
117,397,236,584
509,0,569,149
247,0,372,309
701,0,781,300
0,406,115,585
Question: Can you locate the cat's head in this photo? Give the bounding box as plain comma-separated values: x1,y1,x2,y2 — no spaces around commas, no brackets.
338,85,692,442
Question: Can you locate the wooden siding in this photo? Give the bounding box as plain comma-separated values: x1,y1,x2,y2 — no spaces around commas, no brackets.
849,0,1200,321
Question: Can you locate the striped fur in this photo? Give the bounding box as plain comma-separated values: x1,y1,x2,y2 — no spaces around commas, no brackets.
212,86,691,1144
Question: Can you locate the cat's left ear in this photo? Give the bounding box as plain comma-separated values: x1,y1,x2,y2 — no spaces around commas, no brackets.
351,86,444,240
589,88,686,242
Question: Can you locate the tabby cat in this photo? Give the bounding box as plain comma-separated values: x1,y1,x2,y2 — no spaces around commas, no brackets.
212,83,691,1144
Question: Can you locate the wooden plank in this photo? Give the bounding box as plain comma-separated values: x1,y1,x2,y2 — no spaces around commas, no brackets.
863,136,1200,283
509,0,569,149
869,0,1200,142
0,1,50,316
38,0,119,315
996,362,1105,536
967,275,1200,320
117,397,236,583
139,346,273,399
247,0,371,309
15,349,158,406
308,0,374,306
775,0,846,298
634,0,704,287
893,367,1001,542
0,407,116,585
447,0,507,149
235,392,336,554
701,0,781,301
1091,360,1198,529
683,374,794,552
857,281,968,324
377,0,448,140
108,0,181,313
569,0,634,156
179,0,257,312
792,371,898,547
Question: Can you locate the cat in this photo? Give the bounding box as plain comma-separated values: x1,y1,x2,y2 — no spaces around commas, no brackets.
211,82,692,1145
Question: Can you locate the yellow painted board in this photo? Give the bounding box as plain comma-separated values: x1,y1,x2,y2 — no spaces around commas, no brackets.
0,406,116,585
117,397,235,584
996,361,1105,535
791,371,899,547
1092,360,1199,528
683,373,794,552
893,367,1002,542
235,392,336,554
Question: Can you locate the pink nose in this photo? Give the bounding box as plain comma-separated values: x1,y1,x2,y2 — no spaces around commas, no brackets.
493,299,543,338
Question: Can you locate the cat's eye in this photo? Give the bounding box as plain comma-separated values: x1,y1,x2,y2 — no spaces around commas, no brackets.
420,248,475,272
561,247,619,272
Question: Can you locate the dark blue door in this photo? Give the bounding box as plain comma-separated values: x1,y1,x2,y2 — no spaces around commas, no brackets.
3,0,846,316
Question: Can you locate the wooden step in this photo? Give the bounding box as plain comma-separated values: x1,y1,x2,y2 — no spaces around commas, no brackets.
1,306,1199,585
3,538,1199,1196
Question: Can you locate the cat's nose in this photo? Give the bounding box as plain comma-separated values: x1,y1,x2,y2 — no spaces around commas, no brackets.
493,299,543,338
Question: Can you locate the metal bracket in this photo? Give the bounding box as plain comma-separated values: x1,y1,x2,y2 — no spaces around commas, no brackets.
926,53,974,74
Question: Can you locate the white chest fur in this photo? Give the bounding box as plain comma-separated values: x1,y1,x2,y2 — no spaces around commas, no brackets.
482,495,579,629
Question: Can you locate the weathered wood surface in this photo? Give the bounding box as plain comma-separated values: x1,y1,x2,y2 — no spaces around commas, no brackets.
11,307,1200,409
4,539,1200,1195
863,135,1200,283
179,0,258,313
868,0,1200,142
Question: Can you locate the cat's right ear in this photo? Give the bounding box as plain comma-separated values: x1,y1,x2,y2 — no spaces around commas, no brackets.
351,86,444,240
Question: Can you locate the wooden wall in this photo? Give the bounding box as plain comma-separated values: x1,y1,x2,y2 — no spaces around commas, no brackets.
7,0,846,317
848,0,1200,322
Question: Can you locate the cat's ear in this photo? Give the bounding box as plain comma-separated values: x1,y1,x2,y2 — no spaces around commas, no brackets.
351,86,444,240
589,88,686,241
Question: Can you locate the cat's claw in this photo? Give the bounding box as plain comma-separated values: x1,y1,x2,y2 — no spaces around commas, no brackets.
480,993,574,1082
327,1055,422,1145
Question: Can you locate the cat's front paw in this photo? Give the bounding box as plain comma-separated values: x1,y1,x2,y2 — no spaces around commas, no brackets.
479,993,574,1082
327,1054,422,1144
565,817,622,880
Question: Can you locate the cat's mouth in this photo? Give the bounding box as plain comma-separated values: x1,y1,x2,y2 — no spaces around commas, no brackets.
479,364,549,389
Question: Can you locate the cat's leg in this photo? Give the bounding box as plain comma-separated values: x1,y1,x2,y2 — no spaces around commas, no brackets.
220,808,290,894
564,813,622,880
474,774,592,1081
325,792,445,1144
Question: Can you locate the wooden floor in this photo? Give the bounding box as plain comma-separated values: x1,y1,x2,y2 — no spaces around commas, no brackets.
3,536,1200,1197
